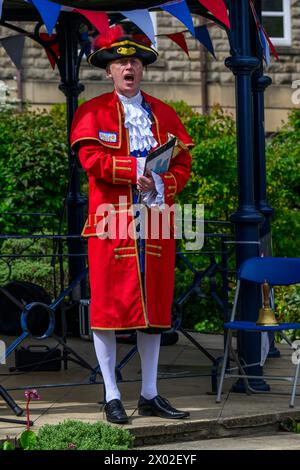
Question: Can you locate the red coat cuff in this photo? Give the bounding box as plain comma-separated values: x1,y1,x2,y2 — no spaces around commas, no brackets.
112,156,137,185
160,171,177,202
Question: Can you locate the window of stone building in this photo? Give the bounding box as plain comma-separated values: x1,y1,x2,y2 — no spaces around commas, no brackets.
262,0,291,46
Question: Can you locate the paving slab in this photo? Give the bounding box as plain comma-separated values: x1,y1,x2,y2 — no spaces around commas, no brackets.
0,332,300,447
140,433,300,450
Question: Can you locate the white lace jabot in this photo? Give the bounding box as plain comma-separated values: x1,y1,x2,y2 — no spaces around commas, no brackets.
117,91,158,153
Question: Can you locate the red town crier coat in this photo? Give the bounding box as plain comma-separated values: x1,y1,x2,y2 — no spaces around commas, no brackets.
71,90,193,331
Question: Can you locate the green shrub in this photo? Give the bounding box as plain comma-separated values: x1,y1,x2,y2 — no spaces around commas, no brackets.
35,419,134,450
170,104,237,229
165,100,199,128
0,106,68,234
0,419,135,451
274,285,300,340
168,103,236,331
266,108,300,257
280,417,300,433
0,236,68,298
169,102,300,330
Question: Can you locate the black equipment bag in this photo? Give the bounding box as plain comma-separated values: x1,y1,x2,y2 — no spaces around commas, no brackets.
13,345,61,372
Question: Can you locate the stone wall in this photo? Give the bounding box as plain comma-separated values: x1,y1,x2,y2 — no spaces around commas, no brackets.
0,3,299,131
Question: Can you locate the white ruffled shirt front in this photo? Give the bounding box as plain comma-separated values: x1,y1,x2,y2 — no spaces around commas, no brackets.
117,91,157,153
117,91,165,207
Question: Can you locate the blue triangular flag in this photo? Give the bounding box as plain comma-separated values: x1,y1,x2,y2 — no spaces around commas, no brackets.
31,0,61,35
120,9,156,46
161,0,195,36
194,25,215,58
0,1,3,21
259,26,270,66
79,31,91,58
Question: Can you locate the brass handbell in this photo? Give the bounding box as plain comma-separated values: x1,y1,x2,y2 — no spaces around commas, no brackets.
256,281,279,326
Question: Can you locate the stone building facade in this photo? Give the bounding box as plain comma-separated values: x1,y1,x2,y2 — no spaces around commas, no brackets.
0,0,299,132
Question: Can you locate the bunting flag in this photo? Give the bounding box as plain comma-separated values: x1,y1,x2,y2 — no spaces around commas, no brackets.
120,9,156,45
167,32,189,56
198,0,230,29
0,35,25,69
0,0,3,22
249,0,279,62
75,9,109,34
31,0,61,35
259,26,270,66
60,5,73,11
261,25,280,61
79,30,91,58
194,25,215,58
40,33,60,69
160,0,195,36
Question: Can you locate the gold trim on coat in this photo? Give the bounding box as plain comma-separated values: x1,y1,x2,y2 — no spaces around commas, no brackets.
114,246,135,252
115,166,132,171
146,251,161,258
71,136,100,148
91,324,170,330
152,111,162,146
115,158,132,163
99,103,122,149
165,172,178,195
147,244,162,250
115,253,136,259
114,177,132,183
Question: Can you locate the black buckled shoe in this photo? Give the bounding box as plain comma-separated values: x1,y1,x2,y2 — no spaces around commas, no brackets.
138,395,190,419
104,399,129,424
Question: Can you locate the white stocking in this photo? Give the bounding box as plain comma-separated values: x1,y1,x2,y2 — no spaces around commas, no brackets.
137,331,161,400
93,330,121,403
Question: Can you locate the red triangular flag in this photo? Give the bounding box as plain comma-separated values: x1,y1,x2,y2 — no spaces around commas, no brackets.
40,33,60,69
167,32,189,57
75,9,109,34
198,0,230,29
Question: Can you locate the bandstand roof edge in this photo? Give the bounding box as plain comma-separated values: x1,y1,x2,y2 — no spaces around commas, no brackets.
2,0,218,22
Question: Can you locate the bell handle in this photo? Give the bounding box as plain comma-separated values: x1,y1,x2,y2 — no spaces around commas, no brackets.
262,281,270,308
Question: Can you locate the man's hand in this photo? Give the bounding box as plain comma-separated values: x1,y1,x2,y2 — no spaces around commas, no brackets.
137,175,156,192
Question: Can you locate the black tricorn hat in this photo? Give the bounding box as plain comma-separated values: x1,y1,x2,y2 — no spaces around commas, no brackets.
87,25,158,69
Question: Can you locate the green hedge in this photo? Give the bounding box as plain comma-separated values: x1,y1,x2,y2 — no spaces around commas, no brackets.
172,102,300,258
0,106,68,234
170,102,300,330
265,109,300,257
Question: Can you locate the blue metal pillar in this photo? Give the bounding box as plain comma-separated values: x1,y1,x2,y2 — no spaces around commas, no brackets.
251,0,279,359
226,0,269,390
57,15,86,300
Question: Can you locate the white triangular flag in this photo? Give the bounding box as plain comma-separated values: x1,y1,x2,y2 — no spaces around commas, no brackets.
120,9,156,46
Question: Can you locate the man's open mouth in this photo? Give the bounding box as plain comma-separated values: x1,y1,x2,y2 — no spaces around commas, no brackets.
124,73,134,82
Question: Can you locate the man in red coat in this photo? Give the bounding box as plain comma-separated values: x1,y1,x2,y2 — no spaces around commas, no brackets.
71,25,193,424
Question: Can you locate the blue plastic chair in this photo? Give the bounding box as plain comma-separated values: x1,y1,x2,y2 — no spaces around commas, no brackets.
216,257,300,408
